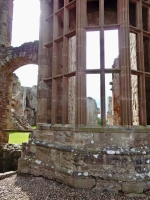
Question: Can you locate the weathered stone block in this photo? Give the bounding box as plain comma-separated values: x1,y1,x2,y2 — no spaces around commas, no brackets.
95,180,121,193
68,176,95,189
122,182,144,194
18,158,30,174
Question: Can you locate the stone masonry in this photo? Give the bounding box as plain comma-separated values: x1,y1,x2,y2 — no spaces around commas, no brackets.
1,0,150,195
18,0,150,194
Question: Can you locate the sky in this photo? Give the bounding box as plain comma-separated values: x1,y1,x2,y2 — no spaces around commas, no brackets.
12,0,119,111
86,31,118,109
11,0,40,87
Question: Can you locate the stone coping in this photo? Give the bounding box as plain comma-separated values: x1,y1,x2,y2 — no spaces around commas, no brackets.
0,171,16,180
37,123,150,133
34,139,150,155
3,129,34,132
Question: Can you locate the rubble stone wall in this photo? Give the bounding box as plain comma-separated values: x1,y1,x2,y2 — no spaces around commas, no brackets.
0,143,21,173
18,125,150,194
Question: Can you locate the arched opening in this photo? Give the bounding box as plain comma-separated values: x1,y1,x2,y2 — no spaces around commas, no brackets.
10,64,38,131
7,0,40,142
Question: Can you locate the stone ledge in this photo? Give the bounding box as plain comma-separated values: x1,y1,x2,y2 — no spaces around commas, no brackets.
37,123,150,133
34,139,150,155
3,129,33,132
0,171,16,180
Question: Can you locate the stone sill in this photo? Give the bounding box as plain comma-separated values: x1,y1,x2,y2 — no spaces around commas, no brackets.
3,129,34,132
37,123,150,133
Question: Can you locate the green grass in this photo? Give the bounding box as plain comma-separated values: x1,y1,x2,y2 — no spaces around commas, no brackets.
9,132,30,144
32,126,36,129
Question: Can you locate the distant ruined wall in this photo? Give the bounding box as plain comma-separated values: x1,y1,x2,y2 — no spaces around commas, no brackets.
107,33,139,125
130,33,139,125
11,74,37,130
107,59,120,125
87,97,100,125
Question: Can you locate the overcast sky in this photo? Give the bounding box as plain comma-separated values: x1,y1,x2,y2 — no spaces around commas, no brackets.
12,0,40,87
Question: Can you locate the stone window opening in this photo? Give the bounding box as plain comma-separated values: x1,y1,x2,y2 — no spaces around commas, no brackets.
41,0,150,128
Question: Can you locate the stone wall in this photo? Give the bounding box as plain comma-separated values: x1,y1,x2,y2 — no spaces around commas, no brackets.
18,125,150,194
0,71,12,143
0,143,21,173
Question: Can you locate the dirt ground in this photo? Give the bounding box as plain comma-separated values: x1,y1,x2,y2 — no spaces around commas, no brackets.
0,174,150,200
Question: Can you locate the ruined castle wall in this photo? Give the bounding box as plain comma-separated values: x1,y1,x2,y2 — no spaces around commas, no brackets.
0,42,38,142
0,143,21,173
107,59,120,125
108,33,139,125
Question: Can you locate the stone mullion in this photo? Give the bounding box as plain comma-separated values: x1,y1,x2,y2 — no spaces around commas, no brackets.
51,43,58,123
148,0,150,32
54,0,59,12
118,0,132,127
62,5,69,124
75,0,86,126
51,0,59,124
51,79,57,124
136,1,147,125
37,0,51,123
62,77,68,124
99,0,106,126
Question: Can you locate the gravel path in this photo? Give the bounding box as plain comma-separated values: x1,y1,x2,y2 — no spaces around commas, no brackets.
0,174,150,200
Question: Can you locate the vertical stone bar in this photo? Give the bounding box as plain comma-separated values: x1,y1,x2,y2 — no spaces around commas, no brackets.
37,0,51,123
148,0,150,32
62,3,69,124
51,0,59,124
0,0,13,46
64,0,69,34
136,1,147,125
62,77,68,124
76,0,86,126
118,0,132,127
99,0,106,126
51,79,57,124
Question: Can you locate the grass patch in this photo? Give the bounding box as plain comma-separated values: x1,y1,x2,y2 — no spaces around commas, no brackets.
32,126,36,129
9,132,30,144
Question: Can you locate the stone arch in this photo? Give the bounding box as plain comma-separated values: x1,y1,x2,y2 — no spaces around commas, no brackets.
0,41,39,142
0,41,38,74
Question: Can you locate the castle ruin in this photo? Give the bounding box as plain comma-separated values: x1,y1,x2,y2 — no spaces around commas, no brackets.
1,0,150,194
